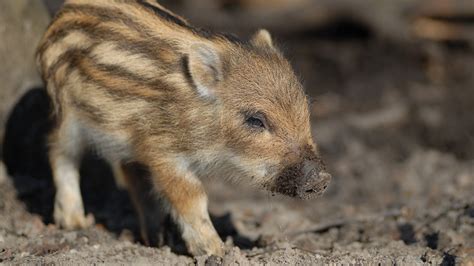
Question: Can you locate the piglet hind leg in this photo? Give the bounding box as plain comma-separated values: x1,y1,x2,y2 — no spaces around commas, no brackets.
148,159,224,256
49,119,94,229
117,162,167,247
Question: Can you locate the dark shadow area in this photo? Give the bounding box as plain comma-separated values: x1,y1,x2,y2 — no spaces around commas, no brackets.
289,18,373,41
397,223,417,245
424,232,439,250
441,252,457,266
212,213,254,249
2,87,254,252
3,88,55,220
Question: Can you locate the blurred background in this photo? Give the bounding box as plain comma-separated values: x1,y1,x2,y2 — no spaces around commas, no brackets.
0,0,473,264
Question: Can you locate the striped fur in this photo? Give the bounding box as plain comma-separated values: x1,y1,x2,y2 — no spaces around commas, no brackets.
37,0,330,256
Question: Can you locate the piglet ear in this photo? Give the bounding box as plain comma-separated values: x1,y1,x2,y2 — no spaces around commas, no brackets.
187,43,223,98
250,29,274,49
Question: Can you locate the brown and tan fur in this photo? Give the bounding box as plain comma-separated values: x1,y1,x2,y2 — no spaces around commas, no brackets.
36,0,331,256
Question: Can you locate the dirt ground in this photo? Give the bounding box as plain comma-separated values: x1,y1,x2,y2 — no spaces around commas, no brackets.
1,2,474,265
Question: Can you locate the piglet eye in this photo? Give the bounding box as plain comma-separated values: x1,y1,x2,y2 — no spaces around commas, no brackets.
242,111,269,131
246,116,265,128
245,112,268,130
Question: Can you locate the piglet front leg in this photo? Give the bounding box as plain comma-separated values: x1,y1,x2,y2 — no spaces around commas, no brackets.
146,156,224,256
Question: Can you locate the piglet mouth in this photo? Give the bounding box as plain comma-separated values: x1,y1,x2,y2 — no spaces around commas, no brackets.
270,158,331,200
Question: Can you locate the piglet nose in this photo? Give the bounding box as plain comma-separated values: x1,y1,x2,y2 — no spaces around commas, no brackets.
296,160,331,199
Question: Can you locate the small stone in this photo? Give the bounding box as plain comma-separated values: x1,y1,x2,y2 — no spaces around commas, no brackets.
64,231,77,243
118,229,134,243
162,246,171,254
20,251,30,257
194,255,207,266
205,255,222,266
80,236,89,244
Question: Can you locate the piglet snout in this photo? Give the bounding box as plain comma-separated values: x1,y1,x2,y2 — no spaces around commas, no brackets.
272,158,331,200
296,160,331,199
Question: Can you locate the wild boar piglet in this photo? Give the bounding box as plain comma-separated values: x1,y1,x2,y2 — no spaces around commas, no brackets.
36,0,331,256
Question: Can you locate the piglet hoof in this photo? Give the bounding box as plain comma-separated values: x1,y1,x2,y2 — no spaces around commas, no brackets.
187,234,224,257
54,204,95,230
84,213,96,227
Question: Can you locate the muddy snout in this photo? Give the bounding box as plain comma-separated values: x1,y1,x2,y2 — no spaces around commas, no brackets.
298,160,331,199
272,159,331,200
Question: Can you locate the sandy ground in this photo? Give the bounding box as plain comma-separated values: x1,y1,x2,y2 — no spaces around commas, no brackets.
1,4,474,265
2,146,474,264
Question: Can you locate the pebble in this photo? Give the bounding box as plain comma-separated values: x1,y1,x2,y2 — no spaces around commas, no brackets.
118,229,134,243
64,231,77,243
20,251,30,257
80,236,89,244
205,255,222,266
